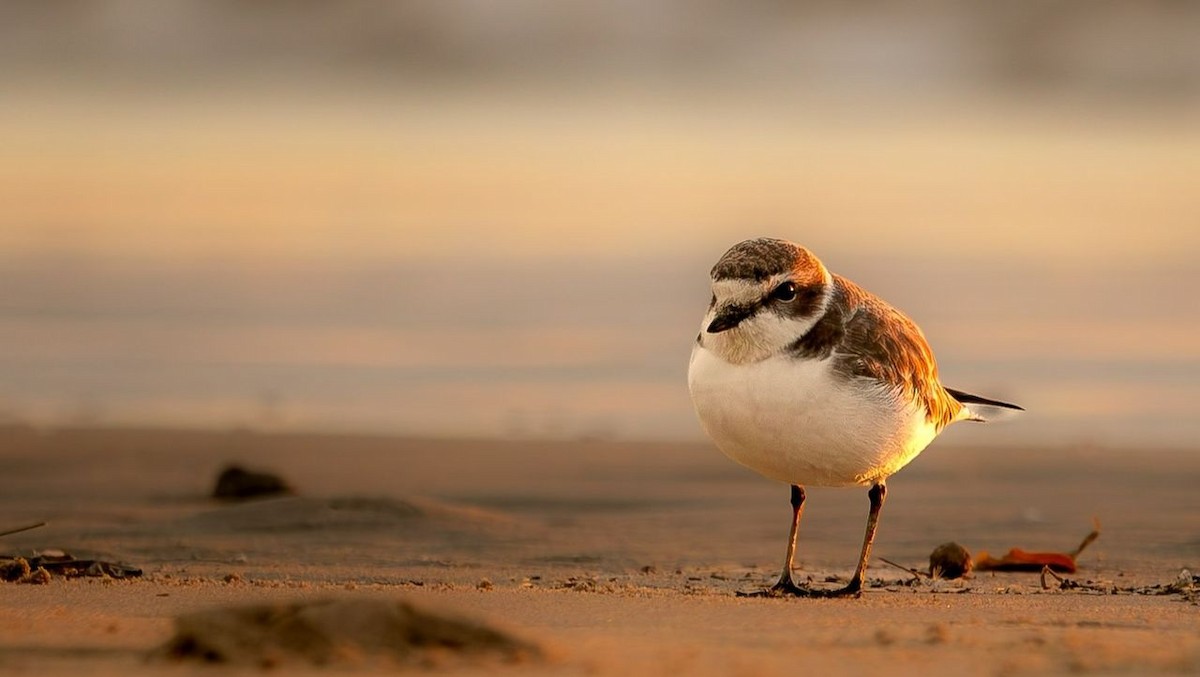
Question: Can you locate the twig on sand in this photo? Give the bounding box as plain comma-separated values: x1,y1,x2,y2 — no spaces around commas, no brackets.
1069,517,1102,559
0,522,46,538
1040,565,1065,590
879,557,929,582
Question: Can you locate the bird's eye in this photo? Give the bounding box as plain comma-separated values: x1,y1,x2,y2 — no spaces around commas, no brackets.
770,282,797,302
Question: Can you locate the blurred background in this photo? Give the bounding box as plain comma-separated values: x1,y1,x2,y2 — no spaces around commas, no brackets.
1,1,1196,447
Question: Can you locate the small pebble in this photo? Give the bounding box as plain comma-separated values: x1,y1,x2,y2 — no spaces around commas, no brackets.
929,542,973,580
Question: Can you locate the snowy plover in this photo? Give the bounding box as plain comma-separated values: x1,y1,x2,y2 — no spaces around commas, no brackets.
688,238,1021,597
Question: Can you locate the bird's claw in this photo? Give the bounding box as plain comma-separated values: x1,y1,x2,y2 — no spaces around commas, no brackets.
737,578,863,599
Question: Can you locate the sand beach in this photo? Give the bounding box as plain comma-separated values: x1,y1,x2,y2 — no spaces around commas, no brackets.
1,426,1197,675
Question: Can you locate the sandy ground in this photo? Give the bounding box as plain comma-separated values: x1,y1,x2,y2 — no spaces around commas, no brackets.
1,426,1198,675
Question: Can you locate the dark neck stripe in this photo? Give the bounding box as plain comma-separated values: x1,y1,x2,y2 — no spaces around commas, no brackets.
786,281,847,360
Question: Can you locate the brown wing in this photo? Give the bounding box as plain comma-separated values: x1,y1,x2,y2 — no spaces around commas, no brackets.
792,275,961,430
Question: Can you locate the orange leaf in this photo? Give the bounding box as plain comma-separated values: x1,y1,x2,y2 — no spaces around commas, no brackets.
974,548,1077,573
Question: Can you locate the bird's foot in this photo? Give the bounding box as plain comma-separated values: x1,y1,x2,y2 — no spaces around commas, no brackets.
737,577,863,599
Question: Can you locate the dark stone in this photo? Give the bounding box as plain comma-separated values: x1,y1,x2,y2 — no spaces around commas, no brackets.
212,465,293,501
929,542,973,579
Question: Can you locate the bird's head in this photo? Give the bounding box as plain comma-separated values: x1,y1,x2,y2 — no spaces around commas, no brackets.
699,238,832,364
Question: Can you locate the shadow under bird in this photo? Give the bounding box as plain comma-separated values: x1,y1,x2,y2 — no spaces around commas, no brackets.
688,238,1022,597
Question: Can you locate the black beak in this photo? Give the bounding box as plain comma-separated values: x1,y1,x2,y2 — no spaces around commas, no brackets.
706,305,754,333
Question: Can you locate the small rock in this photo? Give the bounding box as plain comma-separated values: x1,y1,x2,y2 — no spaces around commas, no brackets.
930,542,973,579
1167,569,1195,594
476,578,493,591
212,465,293,501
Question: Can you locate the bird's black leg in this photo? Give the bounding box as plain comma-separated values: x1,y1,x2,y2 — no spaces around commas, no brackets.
772,484,808,593
832,481,887,597
738,485,809,597
740,482,886,598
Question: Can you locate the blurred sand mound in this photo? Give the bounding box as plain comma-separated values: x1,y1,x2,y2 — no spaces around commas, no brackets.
160,597,542,668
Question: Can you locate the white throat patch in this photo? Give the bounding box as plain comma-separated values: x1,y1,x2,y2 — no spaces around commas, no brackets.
700,274,832,365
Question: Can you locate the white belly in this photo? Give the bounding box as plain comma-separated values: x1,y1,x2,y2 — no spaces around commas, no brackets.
688,345,939,487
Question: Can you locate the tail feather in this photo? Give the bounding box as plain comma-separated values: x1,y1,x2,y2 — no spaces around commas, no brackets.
946,387,1024,423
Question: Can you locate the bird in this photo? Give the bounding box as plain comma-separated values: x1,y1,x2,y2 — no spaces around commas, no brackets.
687,237,1022,597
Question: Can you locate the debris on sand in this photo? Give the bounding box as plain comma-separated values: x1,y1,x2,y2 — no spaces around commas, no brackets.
1,551,142,582
158,598,543,668
1041,567,1199,603
975,518,1101,574
212,465,294,501
976,547,1079,573
878,519,1102,581
878,542,973,581
0,557,35,583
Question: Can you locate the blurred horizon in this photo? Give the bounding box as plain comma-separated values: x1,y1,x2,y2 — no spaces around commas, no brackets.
1,1,1197,448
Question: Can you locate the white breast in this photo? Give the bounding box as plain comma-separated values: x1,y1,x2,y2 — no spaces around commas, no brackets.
687,344,939,487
